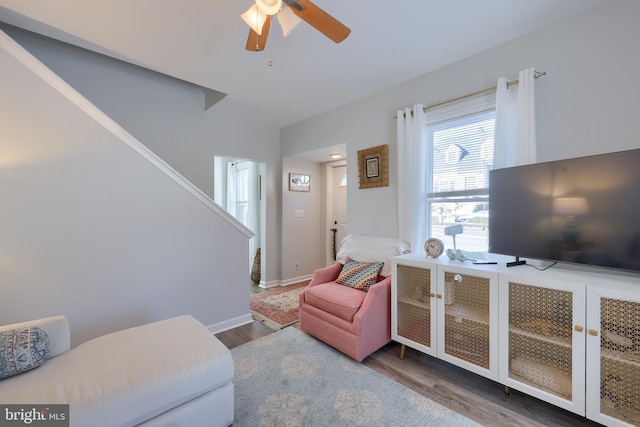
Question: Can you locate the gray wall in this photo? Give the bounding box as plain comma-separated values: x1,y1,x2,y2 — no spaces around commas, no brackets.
281,0,640,252
281,157,325,281
1,24,283,285
0,30,254,345
3,0,640,338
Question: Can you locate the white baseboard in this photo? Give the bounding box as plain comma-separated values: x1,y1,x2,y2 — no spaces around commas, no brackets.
280,274,313,286
258,275,313,289
259,279,279,289
206,313,253,334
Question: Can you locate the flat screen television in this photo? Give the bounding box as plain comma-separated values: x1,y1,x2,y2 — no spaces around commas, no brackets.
489,148,640,274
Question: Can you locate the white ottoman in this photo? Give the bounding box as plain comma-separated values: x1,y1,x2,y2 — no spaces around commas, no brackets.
0,315,234,427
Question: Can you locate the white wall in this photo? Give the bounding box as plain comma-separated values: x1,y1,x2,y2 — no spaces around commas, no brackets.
0,30,252,346
281,158,325,281
281,0,640,248
0,24,283,284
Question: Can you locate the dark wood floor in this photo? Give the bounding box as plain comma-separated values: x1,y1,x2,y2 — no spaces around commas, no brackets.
216,283,601,427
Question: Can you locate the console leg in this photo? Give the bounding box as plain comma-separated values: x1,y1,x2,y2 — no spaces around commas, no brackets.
400,344,406,359
504,385,510,395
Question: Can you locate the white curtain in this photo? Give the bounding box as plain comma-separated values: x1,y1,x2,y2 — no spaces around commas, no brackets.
226,162,237,215
396,105,427,253
494,67,537,168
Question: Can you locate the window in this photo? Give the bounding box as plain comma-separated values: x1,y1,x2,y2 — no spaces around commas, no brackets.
427,96,495,252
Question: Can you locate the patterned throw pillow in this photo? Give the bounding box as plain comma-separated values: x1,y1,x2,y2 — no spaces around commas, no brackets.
336,258,384,291
0,327,49,380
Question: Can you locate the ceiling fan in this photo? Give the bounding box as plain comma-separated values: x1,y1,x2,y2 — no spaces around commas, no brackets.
241,0,351,51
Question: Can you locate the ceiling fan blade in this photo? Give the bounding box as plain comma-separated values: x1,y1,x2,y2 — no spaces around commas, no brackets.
285,0,350,43
245,15,271,51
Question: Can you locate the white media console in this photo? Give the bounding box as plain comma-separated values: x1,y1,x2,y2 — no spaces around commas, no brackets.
391,253,640,427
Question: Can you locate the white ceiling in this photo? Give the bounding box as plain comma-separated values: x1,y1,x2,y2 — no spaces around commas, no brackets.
0,0,608,129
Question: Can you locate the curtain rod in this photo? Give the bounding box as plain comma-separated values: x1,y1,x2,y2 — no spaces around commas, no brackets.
396,70,546,118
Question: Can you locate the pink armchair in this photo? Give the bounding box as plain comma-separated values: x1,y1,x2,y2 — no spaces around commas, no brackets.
299,262,392,361
299,235,409,361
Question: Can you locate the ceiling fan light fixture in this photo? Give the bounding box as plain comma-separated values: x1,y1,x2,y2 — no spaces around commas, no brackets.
255,0,282,16
241,4,267,35
277,6,302,37
243,0,350,51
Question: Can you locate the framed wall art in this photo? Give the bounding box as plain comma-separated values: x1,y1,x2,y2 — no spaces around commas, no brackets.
289,173,310,192
358,144,389,189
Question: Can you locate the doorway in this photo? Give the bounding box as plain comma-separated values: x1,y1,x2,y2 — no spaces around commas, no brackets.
213,156,264,282
326,160,347,265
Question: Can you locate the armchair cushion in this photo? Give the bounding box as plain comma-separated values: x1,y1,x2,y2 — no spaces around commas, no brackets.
336,259,383,291
0,327,49,380
304,283,367,322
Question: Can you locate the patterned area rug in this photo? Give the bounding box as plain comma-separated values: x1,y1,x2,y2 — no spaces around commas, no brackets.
250,281,309,329
231,327,482,426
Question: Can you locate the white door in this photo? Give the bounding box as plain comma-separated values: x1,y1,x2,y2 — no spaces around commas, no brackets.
327,162,347,263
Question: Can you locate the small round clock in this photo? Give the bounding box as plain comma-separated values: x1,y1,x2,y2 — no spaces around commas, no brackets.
424,237,445,258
